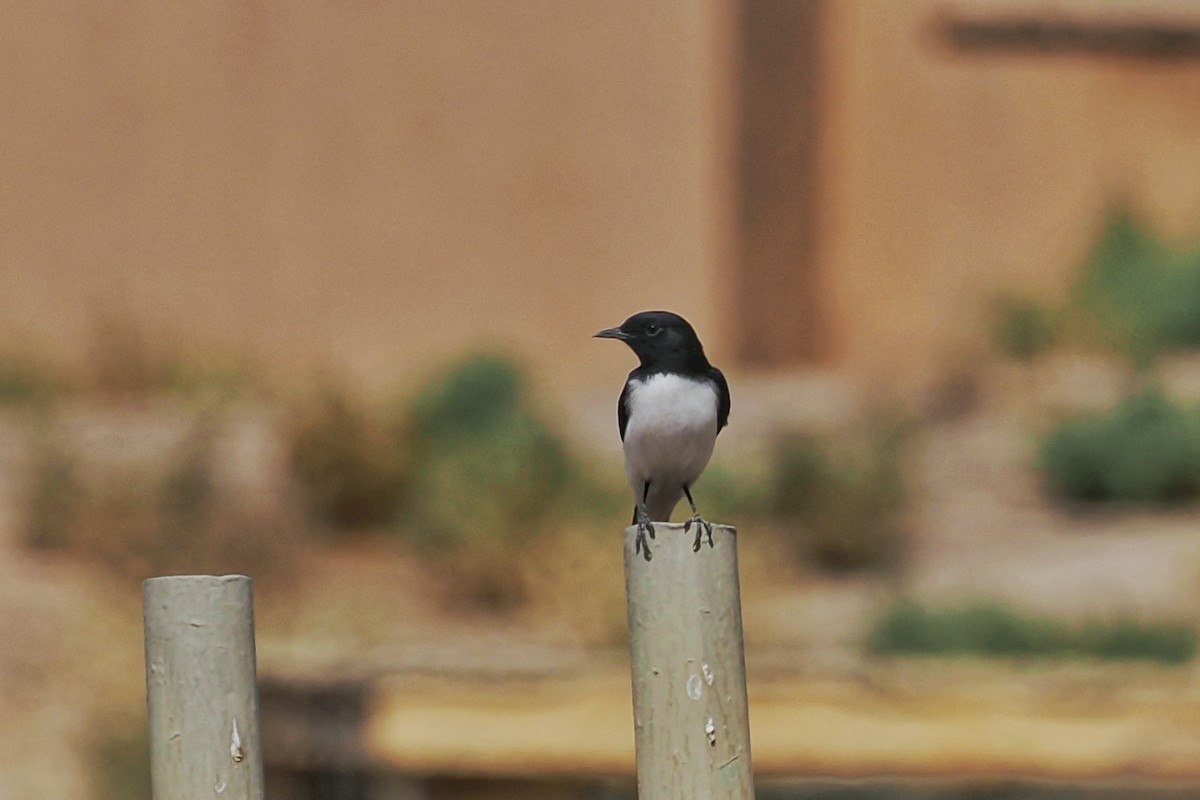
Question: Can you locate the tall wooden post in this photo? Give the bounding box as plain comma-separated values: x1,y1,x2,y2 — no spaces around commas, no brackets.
624,523,755,799
143,574,265,800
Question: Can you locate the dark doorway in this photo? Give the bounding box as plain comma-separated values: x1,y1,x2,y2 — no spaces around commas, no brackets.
734,0,828,366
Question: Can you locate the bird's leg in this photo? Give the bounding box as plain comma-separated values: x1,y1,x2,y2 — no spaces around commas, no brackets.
682,485,714,552
633,480,655,561
633,505,655,562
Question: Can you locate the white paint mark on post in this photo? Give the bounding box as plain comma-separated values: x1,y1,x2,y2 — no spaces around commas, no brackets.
231,718,244,763
703,662,714,685
686,673,703,700
706,717,717,747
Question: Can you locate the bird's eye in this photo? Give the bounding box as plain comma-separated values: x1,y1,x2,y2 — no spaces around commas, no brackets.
645,324,661,336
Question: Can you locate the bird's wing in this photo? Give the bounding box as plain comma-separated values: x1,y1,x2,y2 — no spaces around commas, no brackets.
711,367,731,434
617,375,633,441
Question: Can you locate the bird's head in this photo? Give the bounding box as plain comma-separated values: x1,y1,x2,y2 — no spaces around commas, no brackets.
594,310,708,371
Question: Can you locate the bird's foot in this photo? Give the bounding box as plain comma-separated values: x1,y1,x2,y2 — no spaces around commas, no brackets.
684,514,714,552
634,514,656,562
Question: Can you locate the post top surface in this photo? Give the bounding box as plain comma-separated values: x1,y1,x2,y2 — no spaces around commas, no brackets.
143,574,251,588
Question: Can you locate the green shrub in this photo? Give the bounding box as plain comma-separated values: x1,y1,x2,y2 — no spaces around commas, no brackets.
1039,389,1200,504
406,355,580,550
769,423,908,572
410,354,523,443
984,210,1200,366
1078,617,1198,664
288,354,610,560
865,597,945,654
288,387,408,529
400,354,615,611
948,601,1072,657
411,405,571,543
1071,210,1200,364
869,598,1197,663
991,294,1057,361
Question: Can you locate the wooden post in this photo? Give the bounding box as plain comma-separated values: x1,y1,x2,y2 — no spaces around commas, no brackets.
624,523,755,799
143,575,265,800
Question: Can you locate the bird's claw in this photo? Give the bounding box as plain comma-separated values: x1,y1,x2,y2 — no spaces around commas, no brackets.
686,515,714,552
635,519,655,561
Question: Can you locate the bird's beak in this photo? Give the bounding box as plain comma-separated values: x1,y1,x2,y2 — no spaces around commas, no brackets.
594,327,629,341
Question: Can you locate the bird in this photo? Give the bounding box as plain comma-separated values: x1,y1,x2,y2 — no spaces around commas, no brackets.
594,310,730,561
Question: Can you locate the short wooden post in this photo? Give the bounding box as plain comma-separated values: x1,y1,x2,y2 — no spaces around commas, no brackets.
624,523,755,799
143,575,265,800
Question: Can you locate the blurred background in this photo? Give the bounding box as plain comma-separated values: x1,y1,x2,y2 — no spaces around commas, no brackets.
4,0,1200,798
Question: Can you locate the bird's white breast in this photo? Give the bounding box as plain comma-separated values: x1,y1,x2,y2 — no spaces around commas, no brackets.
622,373,719,488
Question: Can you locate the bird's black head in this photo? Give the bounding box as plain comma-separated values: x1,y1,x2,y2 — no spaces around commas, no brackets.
594,310,711,373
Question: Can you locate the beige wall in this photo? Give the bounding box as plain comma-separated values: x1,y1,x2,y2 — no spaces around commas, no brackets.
0,2,734,394
7,1,1200,398
819,0,1200,388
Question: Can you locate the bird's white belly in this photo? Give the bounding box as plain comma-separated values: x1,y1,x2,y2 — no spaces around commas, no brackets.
622,373,718,489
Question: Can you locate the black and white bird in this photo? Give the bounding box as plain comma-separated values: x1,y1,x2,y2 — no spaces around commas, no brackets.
595,310,730,561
